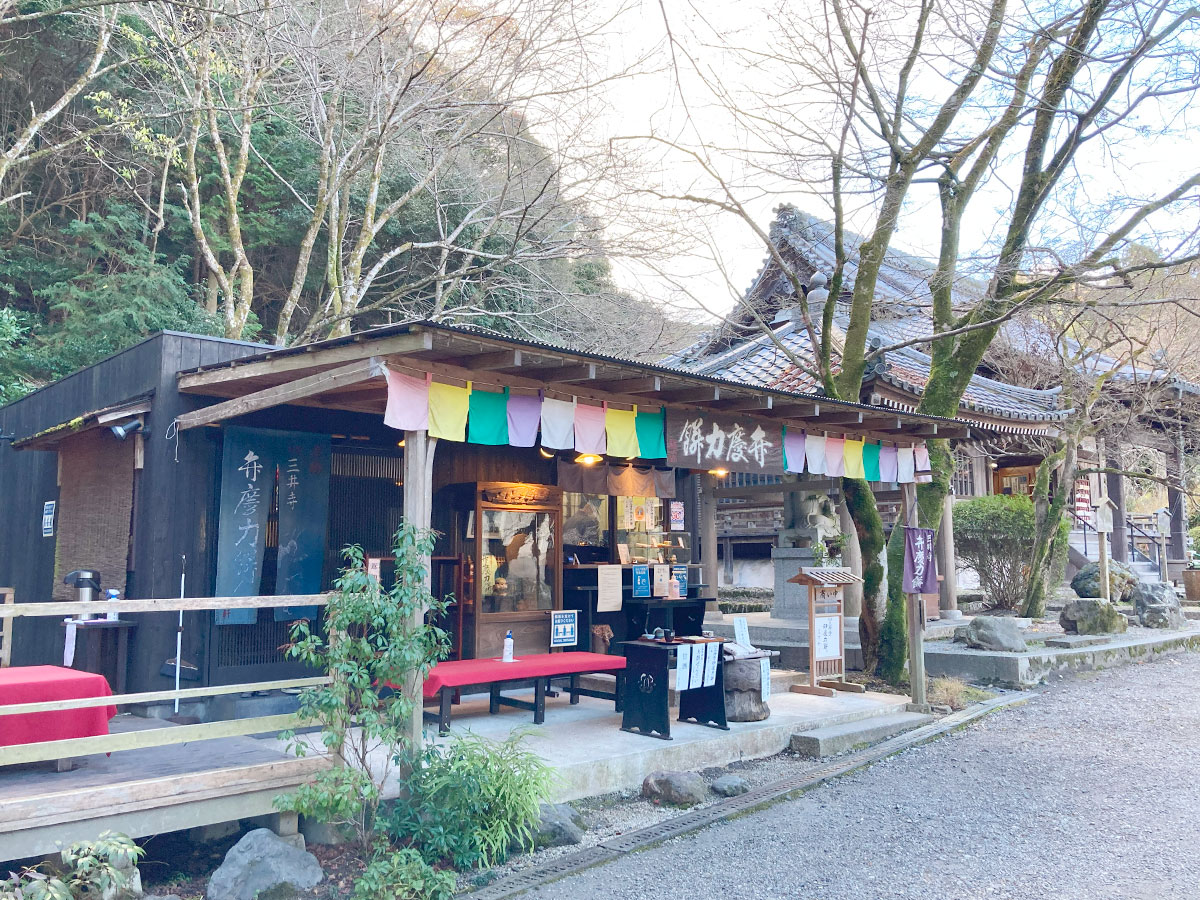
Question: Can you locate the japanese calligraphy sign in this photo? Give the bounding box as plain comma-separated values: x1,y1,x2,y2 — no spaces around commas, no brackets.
902,527,938,594
664,409,784,475
214,427,331,625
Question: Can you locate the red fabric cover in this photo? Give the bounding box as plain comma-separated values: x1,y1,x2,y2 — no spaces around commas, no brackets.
0,665,116,747
423,651,626,698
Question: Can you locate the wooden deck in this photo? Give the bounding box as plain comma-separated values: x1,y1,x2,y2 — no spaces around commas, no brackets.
0,715,328,862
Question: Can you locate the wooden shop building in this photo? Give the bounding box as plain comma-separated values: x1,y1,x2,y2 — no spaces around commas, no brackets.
0,322,973,705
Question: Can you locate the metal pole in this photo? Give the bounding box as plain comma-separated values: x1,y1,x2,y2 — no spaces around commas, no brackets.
175,555,186,714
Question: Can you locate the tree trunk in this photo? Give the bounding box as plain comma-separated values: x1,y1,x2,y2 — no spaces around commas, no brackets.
843,477,885,672
1021,441,1074,618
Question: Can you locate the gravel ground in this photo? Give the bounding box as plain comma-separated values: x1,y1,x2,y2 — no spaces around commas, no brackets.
520,651,1200,900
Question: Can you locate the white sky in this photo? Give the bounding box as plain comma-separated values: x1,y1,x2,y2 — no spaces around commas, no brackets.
580,0,1199,323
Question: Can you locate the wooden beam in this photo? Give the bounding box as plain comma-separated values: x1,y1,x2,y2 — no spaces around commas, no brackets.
591,375,662,394
658,386,722,403
0,593,328,618
451,348,522,370
178,331,431,390
771,402,820,418
813,410,864,426
704,394,774,412
0,677,330,716
715,479,841,499
545,363,597,383
175,358,381,430
0,714,313,767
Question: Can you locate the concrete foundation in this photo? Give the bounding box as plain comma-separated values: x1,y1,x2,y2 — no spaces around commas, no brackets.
925,626,1200,689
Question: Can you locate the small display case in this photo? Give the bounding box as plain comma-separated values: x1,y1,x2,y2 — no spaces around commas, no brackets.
615,496,691,564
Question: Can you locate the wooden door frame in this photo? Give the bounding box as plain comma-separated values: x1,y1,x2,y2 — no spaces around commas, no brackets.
472,482,563,659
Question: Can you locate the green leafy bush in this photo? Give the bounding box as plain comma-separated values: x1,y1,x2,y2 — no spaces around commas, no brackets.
277,523,451,853
353,847,454,900
954,495,1065,610
1,832,142,900
385,731,556,869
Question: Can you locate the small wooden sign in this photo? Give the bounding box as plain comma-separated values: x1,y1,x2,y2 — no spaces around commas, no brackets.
786,567,865,697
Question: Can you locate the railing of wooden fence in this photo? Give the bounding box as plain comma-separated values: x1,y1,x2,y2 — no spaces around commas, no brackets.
0,594,330,766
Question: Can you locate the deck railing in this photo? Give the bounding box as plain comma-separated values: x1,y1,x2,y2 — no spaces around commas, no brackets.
0,593,331,767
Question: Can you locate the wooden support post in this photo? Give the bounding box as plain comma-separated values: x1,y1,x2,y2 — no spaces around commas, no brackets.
0,588,13,667
1106,451,1129,564
1097,527,1111,602
937,494,961,619
402,430,437,746
699,473,722,622
900,483,928,710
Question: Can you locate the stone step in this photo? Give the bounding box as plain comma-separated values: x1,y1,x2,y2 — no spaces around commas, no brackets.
789,711,935,758
1044,634,1110,649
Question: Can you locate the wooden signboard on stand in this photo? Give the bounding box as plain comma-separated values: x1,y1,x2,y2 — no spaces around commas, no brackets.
787,567,866,697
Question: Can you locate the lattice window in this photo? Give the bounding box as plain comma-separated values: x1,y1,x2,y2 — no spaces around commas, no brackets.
952,447,975,498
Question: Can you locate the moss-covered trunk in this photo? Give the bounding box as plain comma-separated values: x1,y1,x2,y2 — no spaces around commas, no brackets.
844,477,885,671
1021,441,1074,618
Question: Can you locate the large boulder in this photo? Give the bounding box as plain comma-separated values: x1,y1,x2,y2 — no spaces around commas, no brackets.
723,656,770,722
1060,598,1128,635
206,829,323,900
1132,581,1188,629
962,617,1027,652
534,803,585,848
1071,561,1136,602
642,771,708,807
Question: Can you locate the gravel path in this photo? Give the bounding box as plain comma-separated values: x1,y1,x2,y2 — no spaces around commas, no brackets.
524,652,1200,900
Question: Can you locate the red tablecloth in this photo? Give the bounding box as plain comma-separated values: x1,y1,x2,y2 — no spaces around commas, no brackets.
423,651,625,698
0,665,116,747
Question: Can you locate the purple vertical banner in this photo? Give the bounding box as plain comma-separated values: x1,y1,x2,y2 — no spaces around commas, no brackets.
902,527,938,594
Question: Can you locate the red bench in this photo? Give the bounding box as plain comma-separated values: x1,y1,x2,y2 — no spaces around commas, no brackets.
422,652,626,734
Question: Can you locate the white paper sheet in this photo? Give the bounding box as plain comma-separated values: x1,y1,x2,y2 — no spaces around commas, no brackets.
597,564,624,612
689,643,705,689
760,658,772,701
63,618,77,667
675,643,692,691
652,565,669,597
733,616,751,648
813,614,841,661
703,641,719,687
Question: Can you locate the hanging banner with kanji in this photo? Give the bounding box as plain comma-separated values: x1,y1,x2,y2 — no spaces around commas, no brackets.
214,427,330,625
664,409,784,475
215,427,279,624
274,432,331,621
902,527,938,594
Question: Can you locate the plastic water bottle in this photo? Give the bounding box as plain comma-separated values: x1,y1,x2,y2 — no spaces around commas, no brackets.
105,588,120,621
502,629,514,662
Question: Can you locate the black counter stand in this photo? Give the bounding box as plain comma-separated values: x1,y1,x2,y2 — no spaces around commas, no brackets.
619,640,674,739
618,639,728,740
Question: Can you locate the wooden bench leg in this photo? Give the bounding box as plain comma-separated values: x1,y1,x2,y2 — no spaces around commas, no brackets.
569,674,580,705
489,683,501,715
439,688,452,735
534,678,546,725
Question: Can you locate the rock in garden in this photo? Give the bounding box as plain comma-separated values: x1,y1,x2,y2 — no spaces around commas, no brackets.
1071,561,1136,602
1132,581,1188,629
535,802,585,847
711,775,750,797
642,771,708,807
206,829,323,900
723,656,771,722
963,617,1027,652
1059,598,1127,635
952,625,968,643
